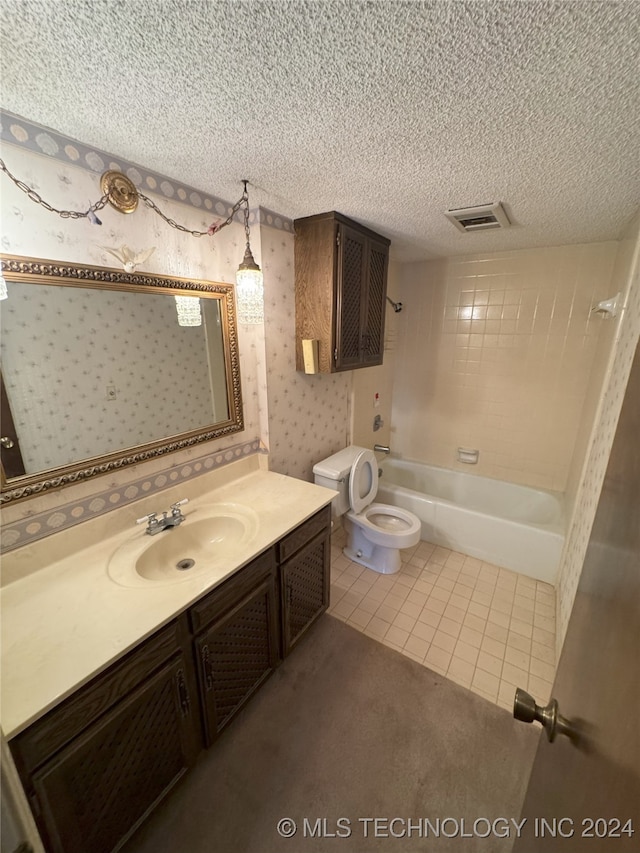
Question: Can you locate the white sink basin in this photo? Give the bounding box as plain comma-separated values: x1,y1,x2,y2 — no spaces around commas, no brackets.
107,503,260,587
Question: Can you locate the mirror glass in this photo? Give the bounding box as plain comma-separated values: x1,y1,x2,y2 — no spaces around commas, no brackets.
0,256,243,502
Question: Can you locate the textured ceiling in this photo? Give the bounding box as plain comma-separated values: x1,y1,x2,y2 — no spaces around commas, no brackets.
1,0,639,261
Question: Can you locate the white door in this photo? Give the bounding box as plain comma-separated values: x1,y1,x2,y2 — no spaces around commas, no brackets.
513,343,640,850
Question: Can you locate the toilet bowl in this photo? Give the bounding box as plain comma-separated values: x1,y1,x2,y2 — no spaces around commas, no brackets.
313,446,421,574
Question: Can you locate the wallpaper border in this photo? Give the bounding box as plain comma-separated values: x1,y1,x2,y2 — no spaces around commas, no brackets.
1,438,263,553
0,110,293,234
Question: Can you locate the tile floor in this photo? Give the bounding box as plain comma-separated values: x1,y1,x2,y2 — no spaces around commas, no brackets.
328,528,557,711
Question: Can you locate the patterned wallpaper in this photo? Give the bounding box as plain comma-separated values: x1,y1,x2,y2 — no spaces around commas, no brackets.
0,120,352,555
261,226,351,480
0,139,266,545
1,282,218,472
555,212,640,650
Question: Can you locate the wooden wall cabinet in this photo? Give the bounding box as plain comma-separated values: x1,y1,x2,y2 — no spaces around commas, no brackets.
294,211,390,373
9,507,331,853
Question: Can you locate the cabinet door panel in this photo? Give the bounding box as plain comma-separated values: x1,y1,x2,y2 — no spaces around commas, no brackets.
363,239,388,364
281,529,330,656
31,656,198,853
336,225,367,369
197,575,279,744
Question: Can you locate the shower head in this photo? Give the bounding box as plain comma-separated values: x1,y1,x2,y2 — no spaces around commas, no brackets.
386,296,403,313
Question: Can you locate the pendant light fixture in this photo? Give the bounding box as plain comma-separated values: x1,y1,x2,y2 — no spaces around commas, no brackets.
1,160,265,321
235,179,264,324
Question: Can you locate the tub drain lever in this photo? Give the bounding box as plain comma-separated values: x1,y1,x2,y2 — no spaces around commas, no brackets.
513,688,576,743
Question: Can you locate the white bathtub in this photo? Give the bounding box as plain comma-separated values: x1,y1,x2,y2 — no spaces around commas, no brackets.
377,458,565,584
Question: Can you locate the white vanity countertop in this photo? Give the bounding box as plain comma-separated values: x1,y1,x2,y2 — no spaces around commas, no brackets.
0,466,334,739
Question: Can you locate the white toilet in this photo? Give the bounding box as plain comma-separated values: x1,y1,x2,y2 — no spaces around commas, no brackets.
313,445,421,574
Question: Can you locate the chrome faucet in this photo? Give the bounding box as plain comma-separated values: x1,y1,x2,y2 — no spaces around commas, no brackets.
373,444,390,454
136,499,189,535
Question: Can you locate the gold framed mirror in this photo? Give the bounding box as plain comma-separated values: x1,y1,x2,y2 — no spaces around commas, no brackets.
0,255,243,503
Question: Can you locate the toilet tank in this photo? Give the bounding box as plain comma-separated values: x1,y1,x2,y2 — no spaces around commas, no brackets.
313,446,364,516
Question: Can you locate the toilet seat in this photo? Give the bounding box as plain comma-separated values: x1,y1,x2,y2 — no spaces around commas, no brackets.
347,502,421,549
348,449,378,514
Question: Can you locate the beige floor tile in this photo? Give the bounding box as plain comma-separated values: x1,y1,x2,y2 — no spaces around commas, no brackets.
458,625,483,648
375,603,399,623
481,636,506,660
476,650,503,678
453,639,480,666
465,607,489,626
424,596,447,615
529,656,555,682
425,645,452,671
438,616,462,639
510,617,534,639
385,625,410,647
412,621,437,643
404,635,430,660
504,645,530,672
507,631,531,653
448,656,475,685
432,630,457,654
484,622,508,644
406,589,429,607
348,608,373,629
364,616,391,639
393,612,418,633
400,600,422,619
417,608,441,630
472,668,500,698
502,661,529,688
328,533,557,713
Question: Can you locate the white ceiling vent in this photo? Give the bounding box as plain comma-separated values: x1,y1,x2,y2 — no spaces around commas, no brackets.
445,202,511,233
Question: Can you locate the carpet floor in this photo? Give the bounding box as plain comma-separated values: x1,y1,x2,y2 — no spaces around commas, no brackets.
123,615,540,853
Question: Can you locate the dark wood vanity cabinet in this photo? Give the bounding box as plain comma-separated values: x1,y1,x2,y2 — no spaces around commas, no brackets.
9,619,200,853
279,507,331,656
294,210,390,373
191,550,280,746
9,508,331,853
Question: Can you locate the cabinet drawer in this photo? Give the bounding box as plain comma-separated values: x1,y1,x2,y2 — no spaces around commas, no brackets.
277,506,331,563
11,618,185,776
188,549,276,633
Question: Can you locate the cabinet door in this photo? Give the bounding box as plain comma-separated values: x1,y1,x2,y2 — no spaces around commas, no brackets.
362,238,388,365
31,656,199,853
281,529,330,656
335,224,367,370
196,574,279,745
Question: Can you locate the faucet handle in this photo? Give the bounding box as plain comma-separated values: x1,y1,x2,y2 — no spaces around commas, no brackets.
171,498,188,518
136,512,158,526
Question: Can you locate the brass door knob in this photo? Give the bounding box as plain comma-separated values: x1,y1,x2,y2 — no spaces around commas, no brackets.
1,436,15,449
513,687,576,743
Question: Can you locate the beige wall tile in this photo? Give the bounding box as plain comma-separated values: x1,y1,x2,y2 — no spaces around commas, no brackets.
390,241,618,491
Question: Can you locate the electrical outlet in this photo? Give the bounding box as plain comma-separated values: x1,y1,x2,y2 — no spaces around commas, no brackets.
106,385,116,401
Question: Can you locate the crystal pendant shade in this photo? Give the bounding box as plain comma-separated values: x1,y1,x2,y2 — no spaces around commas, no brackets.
236,242,264,324
174,295,202,327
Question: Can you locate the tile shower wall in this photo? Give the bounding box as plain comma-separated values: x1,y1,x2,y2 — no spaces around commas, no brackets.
556,211,640,648
392,243,618,493
261,225,351,480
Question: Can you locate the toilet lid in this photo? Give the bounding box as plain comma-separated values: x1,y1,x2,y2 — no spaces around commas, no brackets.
349,449,378,514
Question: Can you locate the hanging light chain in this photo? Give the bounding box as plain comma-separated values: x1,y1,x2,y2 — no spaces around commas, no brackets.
0,158,110,220
0,157,253,236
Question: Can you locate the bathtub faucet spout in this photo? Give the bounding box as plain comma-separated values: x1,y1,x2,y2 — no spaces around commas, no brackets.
374,444,390,454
